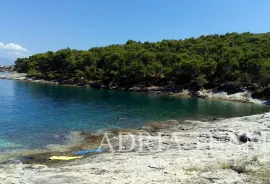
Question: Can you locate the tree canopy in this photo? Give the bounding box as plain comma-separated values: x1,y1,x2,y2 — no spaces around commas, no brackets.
15,32,270,90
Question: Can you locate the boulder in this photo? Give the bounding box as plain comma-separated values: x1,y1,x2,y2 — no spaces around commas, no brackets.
238,134,251,143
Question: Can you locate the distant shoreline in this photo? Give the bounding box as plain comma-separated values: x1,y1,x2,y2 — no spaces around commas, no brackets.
1,71,270,106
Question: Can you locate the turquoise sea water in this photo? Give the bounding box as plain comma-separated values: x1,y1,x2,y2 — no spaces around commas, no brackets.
0,78,268,151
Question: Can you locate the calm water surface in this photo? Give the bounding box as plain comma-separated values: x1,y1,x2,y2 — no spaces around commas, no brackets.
0,78,268,150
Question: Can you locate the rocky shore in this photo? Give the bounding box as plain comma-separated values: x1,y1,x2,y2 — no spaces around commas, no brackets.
0,72,269,105
0,72,27,80
1,112,270,183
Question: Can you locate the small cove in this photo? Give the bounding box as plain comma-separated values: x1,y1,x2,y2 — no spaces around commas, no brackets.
0,78,268,152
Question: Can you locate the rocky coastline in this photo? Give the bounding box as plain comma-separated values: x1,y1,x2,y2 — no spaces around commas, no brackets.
1,112,270,183
1,72,269,105
1,72,270,183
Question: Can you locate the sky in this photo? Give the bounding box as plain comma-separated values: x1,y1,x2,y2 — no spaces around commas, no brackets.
0,0,270,64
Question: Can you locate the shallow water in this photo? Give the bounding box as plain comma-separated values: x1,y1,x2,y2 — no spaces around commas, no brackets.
0,78,268,151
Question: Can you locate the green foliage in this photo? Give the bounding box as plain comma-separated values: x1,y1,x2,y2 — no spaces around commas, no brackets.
14,32,270,88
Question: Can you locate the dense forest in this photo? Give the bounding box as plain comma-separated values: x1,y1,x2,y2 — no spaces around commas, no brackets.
15,32,270,93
